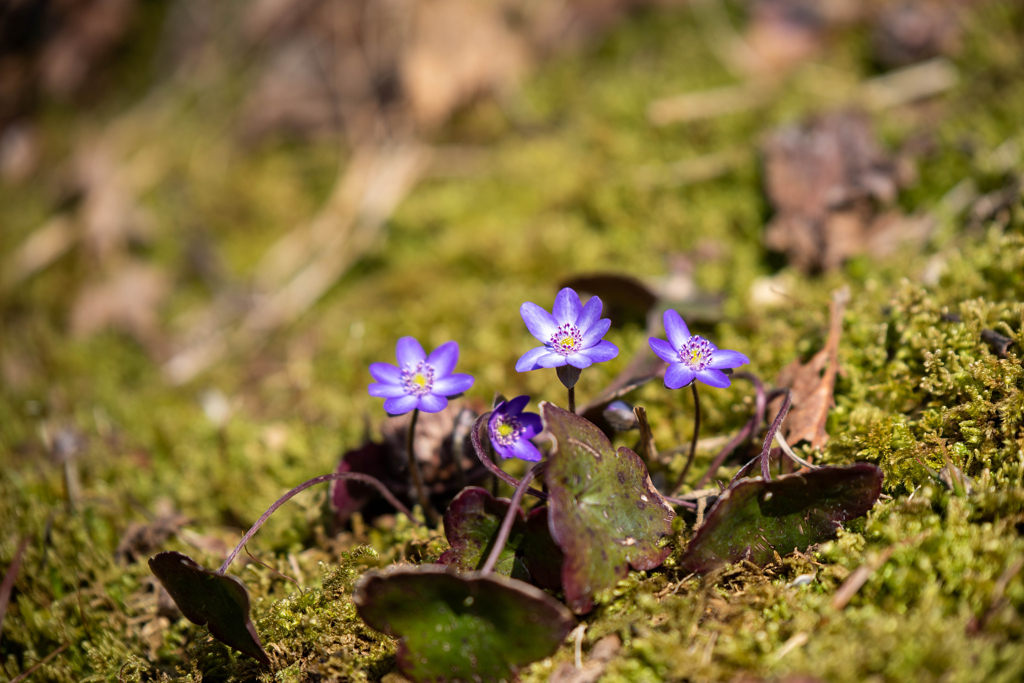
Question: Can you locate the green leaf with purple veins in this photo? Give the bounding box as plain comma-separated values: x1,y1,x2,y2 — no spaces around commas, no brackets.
541,402,675,614
354,566,575,683
680,464,884,573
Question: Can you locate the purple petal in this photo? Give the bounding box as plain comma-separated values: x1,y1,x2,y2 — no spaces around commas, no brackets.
507,439,543,462
519,411,542,439
516,346,550,372
566,353,593,369
708,349,750,370
433,373,474,396
427,341,460,377
536,352,568,369
663,310,691,349
503,395,531,415
368,382,407,398
579,340,618,364
369,362,401,384
664,364,696,390
383,395,418,415
552,288,582,325
579,318,611,349
695,368,731,388
648,338,678,364
417,394,449,413
520,303,558,342
396,337,426,368
575,295,604,332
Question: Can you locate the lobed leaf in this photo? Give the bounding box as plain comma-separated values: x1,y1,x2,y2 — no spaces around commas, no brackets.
353,565,575,683
680,463,884,572
437,487,564,591
541,402,675,614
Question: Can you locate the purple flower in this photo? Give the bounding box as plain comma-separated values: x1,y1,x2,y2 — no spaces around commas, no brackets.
488,396,543,462
368,337,475,415
649,310,749,389
516,288,619,372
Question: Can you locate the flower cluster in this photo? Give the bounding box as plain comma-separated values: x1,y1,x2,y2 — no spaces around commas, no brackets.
367,291,749,461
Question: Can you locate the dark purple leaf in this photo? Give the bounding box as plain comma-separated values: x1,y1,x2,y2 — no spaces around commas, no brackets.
437,487,564,591
560,273,658,327
330,403,490,526
148,551,270,667
437,487,530,580
353,565,575,683
520,506,564,592
541,402,675,614
680,464,884,573
331,441,394,525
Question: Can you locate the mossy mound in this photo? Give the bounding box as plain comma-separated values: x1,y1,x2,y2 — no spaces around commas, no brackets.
2,2,1024,682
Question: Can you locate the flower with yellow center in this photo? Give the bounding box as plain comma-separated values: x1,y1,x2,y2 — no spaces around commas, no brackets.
369,337,475,415
648,310,749,389
487,395,543,462
516,288,618,374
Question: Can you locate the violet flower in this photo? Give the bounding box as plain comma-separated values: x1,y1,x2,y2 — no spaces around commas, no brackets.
516,288,618,372
649,310,749,389
488,396,543,462
369,337,474,415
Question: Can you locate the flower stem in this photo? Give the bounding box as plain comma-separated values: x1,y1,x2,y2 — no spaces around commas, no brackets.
694,372,767,489
480,461,546,575
405,408,439,526
567,386,576,414
759,389,792,482
217,471,417,575
671,382,701,494
470,413,548,501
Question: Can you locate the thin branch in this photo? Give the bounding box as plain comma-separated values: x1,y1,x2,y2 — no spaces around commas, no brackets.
760,390,793,482
480,462,545,575
10,642,69,683
218,471,417,574
694,372,768,488
0,536,30,643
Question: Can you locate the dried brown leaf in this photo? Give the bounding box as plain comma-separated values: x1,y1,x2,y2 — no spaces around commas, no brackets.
771,286,849,450
70,261,169,345
401,0,529,130
762,110,918,272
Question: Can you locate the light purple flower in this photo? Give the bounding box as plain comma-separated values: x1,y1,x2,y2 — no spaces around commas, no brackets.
649,310,749,389
488,396,543,462
368,337,475,415
516,288,619,372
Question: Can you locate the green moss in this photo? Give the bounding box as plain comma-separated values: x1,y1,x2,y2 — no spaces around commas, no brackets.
3,1,1024,681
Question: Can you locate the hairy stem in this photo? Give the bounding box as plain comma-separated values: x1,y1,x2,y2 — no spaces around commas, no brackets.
760,389,793,482
671,382,701,494
695,372,767,489
218,472,417,575
480,462,546,575
470,413,549,501
568,386,576,414
661,494,698,510
405,408,439,526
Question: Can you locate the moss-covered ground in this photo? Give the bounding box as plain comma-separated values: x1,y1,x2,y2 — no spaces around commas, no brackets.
2,3,1023,681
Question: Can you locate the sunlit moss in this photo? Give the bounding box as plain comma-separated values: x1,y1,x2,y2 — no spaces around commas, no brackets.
2,1,1024,682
